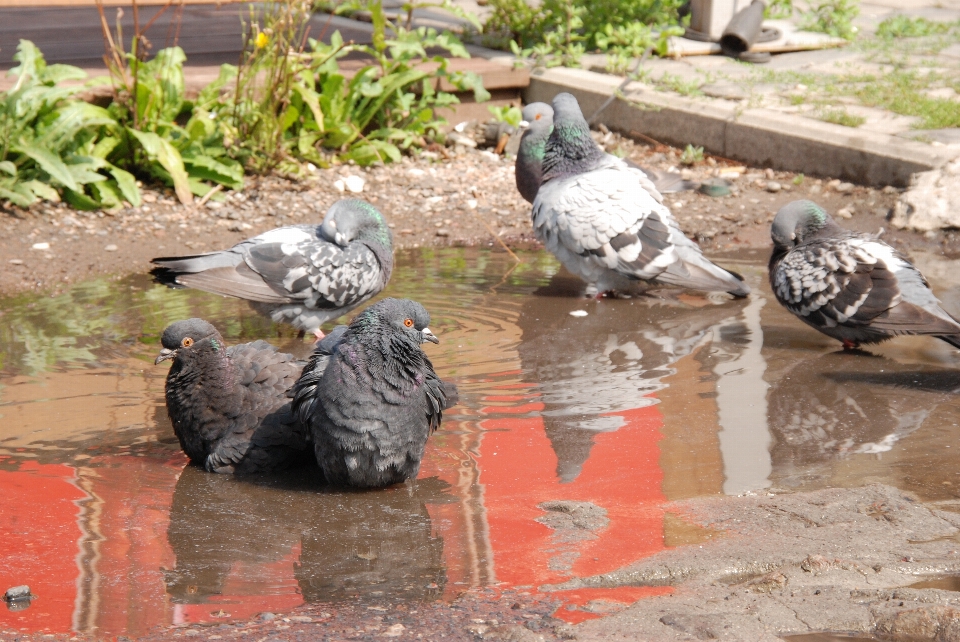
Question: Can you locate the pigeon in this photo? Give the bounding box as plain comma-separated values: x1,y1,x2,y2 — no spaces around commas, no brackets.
155,318,312,474
292,298,458,489
515,102,695,205
530,92,749,298
769,199,960,349
150,199,394,334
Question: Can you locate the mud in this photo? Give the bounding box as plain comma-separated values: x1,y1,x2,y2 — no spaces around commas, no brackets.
0,130,937,299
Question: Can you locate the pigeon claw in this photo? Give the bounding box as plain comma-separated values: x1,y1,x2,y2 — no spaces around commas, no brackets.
841,339,860,350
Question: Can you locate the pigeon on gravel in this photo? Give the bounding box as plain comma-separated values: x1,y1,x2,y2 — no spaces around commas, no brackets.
769,199,960,349
156,318,312,474
515,102,695,205
292,298,458,488
150,199,394,334
530,92,749,298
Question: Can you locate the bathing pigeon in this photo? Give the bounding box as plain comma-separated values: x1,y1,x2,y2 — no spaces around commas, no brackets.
156,318,312,474
150,199,394,333
291,298,458,488
530,92,749,298
515,102,694,204
769,199,960,349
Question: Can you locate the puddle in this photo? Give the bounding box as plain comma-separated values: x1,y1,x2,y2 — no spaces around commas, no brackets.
907,575,960,591
3,247,960,636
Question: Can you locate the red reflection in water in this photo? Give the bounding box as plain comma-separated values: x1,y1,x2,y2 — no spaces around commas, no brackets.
1,381,671,633
0,460,87,634
422,380,671,622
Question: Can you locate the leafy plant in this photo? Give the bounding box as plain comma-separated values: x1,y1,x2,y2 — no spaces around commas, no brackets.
679,144,704,165
488,105,522,127
596,22,684,73
97,0,243,204
222,0,489,171
484,0,684,52
0,40,139,210
765,0,793,20
799,0,859,41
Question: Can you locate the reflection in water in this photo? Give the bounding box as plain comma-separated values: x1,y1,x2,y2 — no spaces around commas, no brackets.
713,295,772,495
164,467,448,609
766,352,949,489
516,273,751,483
5,249,960,637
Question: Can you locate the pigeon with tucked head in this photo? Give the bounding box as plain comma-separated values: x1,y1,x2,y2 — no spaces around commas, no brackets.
770,199,960,349
151,199,393,335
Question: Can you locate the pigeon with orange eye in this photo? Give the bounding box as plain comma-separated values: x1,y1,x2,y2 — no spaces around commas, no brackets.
156,318,317,474
292,298,455,488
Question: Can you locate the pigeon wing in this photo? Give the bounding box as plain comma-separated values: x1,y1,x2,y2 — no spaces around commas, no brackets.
244,240,386,311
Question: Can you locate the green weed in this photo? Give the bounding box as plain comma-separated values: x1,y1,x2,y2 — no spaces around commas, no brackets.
876,16,957,39
680,144,704,165
800,0,859,41
816,107,866,127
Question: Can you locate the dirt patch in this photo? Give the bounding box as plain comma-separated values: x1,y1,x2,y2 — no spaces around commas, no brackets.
0,129,947,300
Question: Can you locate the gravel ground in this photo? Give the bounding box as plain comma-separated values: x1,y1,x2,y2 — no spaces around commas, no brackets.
0,124,938,299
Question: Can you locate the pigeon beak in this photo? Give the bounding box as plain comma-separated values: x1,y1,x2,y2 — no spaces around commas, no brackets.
421,327,439,344
155,348,176,365
518,120,530,130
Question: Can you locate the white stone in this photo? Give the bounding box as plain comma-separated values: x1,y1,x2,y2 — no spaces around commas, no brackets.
343,175,365,193
891,157,960,232
31,242,49,250
569,310,588,317
105,244,118,251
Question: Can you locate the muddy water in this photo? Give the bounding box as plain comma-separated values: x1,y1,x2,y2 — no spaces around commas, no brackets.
2,247,960,637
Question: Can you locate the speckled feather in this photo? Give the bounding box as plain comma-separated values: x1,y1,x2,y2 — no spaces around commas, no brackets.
151,200,394,332
531,93,749,297
158,318,311,474
292,298,457,488
769,200,960,347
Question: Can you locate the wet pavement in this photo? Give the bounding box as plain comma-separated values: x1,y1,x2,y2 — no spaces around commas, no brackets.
3,247,960,638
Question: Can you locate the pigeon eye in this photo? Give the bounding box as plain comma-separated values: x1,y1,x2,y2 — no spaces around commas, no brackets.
404,318,414,328
535,113,542,120
181,337,194,347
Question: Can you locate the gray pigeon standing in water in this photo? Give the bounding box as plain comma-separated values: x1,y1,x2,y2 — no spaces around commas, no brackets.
515,102,694,205
531,92,749,298
770,199,960,349
150,199,394,334
156,318,313,474
292,298,458,488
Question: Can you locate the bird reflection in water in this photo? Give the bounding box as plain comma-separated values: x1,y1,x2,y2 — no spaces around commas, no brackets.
766,351,960,488
517,273,751,483
164,467,451,612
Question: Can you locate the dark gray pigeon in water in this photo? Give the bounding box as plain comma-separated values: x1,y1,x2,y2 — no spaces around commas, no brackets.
515,102,695,205
292,298,458,488
530,92,749,298
770,199,960,349
150,199,394,334
156,318,312,474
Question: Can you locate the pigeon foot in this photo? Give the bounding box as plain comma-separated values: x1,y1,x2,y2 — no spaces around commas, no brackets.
841,339,860,350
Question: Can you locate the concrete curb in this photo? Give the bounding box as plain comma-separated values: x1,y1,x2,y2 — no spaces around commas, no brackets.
516,66,959,188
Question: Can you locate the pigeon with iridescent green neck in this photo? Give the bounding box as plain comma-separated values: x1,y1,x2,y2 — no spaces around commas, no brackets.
515,102,694,204
151,199,394,334
531,92,749,298
770,199,960,349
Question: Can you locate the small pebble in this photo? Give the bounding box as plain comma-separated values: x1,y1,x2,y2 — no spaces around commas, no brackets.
259,612,276,622
436,229,450,237
9,259,23,265
882,185,898,194
836,182,854,194
836,207,853,219
765,181,781,193
764,168,775,179
31,242,50,250
4,585,31,602
105,244,118,252
465,199,478,210
343,175,365,193
569,310,588,317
